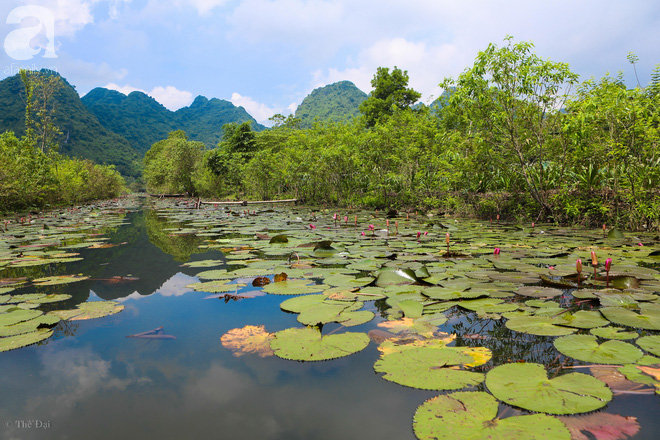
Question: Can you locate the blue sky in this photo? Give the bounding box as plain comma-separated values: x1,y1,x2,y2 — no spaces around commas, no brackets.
1,0,659,125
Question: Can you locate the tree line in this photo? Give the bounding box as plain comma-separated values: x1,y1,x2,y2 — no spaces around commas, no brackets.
142,37,658,230
0,70,125,212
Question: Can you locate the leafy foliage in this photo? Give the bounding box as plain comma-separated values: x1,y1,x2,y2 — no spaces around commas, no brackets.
294,81,367,127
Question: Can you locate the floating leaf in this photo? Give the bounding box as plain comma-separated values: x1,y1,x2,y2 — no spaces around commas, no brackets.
373,347,484,390
262,280,327,295
590,327,638,340
557,413,640,440
554,335,643,364
374,268,424,286
637,335,660,356
0,314,59,337
0,328,53,352
600,303,660,330
270,327,369,361
32,274,89,286
0,308,43,326
506,315,577,336
553,310,610,329
48,301,124,321
269,234,289,244
486,363,612,414
516,286,563,298
221,325,274,357
414,391,570,440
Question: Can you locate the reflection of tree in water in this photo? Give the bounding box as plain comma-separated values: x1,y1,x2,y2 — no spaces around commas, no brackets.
450,308,573,371
144,210,207,262
51,320,80,339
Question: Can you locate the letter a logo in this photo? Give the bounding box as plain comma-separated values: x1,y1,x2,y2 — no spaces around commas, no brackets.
5,6,57,61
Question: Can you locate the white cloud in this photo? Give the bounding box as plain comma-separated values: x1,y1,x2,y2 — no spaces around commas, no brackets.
230,92,282,124
18,0,94,37
102,83,194,110
150,85,194,110
104,81,145,95
310,37,460,105
178,0,230,15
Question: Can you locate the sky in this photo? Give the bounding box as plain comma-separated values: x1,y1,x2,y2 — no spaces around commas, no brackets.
0,0,659,126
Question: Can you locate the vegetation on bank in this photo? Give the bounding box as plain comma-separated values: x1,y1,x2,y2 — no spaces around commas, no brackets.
0,71,125,212
144,37,660,230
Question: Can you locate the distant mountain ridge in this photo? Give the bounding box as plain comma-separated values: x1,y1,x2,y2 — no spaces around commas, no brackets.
0,72,141,177
294,81,367,127
82,89,266,154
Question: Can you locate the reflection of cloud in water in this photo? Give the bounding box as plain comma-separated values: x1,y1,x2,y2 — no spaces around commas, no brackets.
27,347,150,415
156,273,197,297
117,273,197,302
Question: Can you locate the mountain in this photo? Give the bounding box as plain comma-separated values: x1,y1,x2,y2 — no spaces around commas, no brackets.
82,90,266,153
0,71,140,178
294,81,367,127
81,88,176,155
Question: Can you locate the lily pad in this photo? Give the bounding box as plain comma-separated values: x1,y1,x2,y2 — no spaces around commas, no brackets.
48,301,124,321
263,280,328,295
552,310,610,329
589,327,638,340
600,303,660,330
516,286,563,298
637,335,660,356
270,327,369,361
413,391,570,440
486,362,612,414
0,328,53,352
373,346,484,390
221,325,274,357
554,334,643,364
505,316,577,336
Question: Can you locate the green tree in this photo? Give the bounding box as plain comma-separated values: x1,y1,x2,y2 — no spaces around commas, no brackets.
143,130,206,195
359,66,421,128
20,69,63,154
440,36,579,216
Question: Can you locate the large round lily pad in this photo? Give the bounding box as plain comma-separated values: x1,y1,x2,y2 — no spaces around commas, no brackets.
48,301,124,321
554,335,643,364
486,363,612,414
637,335,660,356
516,286,563,298
600,303,660,330
505,316,577,336
374,346,484,390
413,391,570,440
0,328,54,352
270,327,369,361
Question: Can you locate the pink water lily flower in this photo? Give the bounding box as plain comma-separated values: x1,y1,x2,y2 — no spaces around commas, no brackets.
309,224,316,229
494,248,500,255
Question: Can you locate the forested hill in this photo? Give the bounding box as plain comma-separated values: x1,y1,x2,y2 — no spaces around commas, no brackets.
82,90,266,153
294,81,367,127
0,72,140,178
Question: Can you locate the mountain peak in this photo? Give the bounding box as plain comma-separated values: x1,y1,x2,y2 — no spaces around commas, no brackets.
295,81,367,127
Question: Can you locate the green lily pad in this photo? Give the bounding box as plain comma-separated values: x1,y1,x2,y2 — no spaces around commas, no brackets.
48,301,124,321
589,327,638,340
554,334,643,364
374,268,424,286
270,327,369,361
413,391,570,440
600,303,660,330
262,280,328,295
506,315,577,336
516,286,563,298
486,363,612,414
552,310,610,329
373,347,484,390
637,335,660,356
337,310,375,327
0,314,60,337
0,308,43,326
0,328,54,352
32,275,90,286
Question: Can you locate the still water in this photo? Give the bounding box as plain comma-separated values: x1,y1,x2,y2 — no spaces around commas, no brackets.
0,199,658,439
0,206,428,440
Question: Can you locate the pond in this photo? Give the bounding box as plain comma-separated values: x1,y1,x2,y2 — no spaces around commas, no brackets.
0,196,658,439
